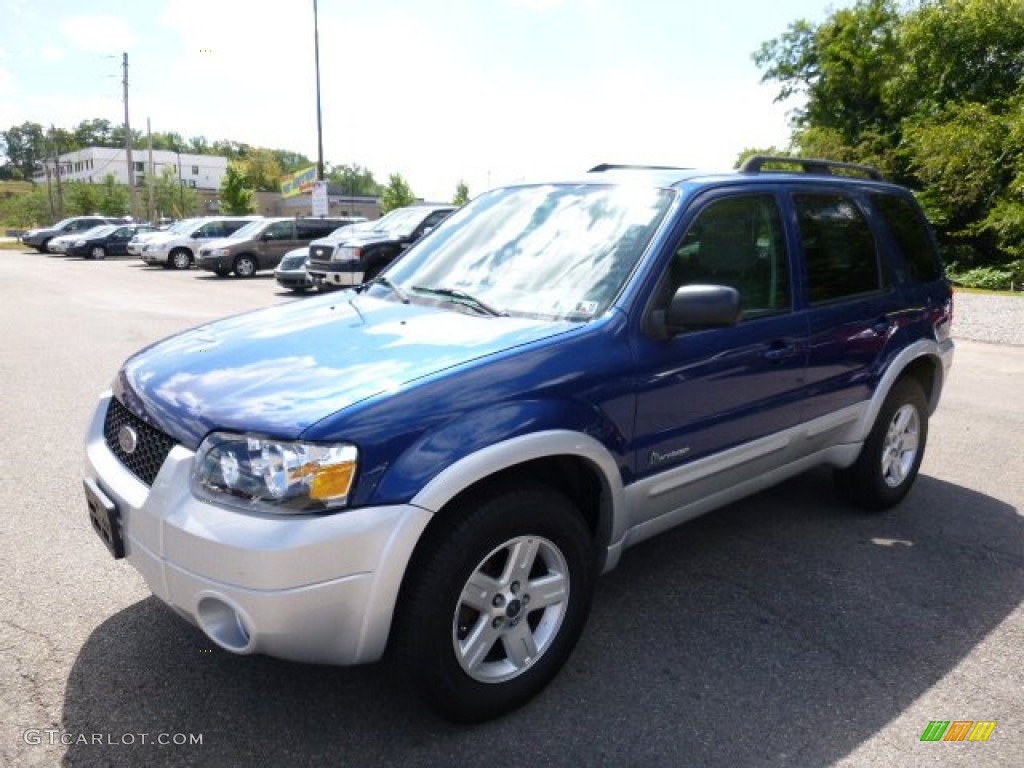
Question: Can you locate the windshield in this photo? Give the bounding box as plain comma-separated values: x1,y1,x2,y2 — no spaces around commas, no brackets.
65,225,107,239
84,225,118,238
382,184,673,320
367,208,433,238
225,220,272,240
168,218,202,235
321,220,373,244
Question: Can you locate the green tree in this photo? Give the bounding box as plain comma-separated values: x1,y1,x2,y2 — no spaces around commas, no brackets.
754,0,1024,264
154,166,199,218
327,163,382,196
2,121,47,180
0,184,50,227
452,180,470,206
64,181,101,216
219,162,254,214
96,174,129,216
380,173,416,213
238,148,283,192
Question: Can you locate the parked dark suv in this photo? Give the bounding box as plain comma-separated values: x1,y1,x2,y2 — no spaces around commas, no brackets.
21,215,121,253
84,157,953,722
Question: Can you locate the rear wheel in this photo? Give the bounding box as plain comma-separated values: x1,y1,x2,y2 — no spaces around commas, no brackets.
834,377,929,510
233,255,257,277
394,482,595,722
169,248,192,270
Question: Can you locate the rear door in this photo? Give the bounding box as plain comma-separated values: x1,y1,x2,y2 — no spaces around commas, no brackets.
788,189,905,421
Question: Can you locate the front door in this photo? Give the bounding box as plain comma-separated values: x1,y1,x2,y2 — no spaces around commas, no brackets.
630,191,808,524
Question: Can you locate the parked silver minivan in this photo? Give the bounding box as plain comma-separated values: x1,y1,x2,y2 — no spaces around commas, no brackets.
140,216,262,270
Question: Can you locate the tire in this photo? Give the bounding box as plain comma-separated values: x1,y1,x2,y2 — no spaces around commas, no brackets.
169,248,192,270
213,267,231,278
40,239,52,253
233,255,257,278
90,246,107,260
834,377,929,510
394,482,595,722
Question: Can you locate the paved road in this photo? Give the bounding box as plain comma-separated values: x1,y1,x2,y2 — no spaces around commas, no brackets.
1,250,1021,767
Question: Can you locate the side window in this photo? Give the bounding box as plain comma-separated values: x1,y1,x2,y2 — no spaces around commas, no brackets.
669,195,791,319
195,224,217,238
871,193,942,282
296,221,338,240
262,222,293,240
795,194,880,303
222,220,248,236
421,210,450,231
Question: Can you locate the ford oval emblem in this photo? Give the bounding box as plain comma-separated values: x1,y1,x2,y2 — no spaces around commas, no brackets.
118,425,139,455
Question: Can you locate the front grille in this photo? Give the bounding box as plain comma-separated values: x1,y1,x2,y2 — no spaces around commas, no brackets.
103,398,178,486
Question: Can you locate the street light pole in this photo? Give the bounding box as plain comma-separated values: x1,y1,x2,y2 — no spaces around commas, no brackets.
313,0,325,182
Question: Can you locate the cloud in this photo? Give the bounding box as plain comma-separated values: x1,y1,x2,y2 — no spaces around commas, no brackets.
0,65,11,97
60,15,140,54
41,45,65,63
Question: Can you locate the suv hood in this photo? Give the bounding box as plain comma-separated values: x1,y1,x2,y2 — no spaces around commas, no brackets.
116,294,578,448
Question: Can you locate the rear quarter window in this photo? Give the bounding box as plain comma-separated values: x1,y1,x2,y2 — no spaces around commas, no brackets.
871,193,942,283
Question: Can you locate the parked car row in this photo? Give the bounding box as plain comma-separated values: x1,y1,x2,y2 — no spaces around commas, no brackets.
22,206,460,292
20,216,124,252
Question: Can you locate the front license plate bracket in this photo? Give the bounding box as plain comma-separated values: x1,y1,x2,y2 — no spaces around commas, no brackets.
84,478,125,559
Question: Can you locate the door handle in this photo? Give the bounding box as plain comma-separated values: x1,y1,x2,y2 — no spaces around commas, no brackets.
764,341,797,361
872,316,894,336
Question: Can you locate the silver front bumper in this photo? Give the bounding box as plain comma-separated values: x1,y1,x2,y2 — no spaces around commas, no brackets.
83,391,432,665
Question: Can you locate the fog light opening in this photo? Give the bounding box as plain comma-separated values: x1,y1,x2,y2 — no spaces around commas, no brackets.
196,596,255,654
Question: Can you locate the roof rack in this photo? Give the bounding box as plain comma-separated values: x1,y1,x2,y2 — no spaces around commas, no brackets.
588,163,691,173
739,155,885,181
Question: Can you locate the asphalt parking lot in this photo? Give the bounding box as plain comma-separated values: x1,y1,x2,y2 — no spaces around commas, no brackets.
1,249,1021,767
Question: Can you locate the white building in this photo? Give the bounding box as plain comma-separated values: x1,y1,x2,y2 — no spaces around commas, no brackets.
33,146,228,190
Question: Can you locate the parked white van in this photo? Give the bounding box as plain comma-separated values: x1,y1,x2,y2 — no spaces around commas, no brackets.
140,216,262,270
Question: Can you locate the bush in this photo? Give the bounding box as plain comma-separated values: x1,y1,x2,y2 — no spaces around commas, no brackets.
948,265,1021,291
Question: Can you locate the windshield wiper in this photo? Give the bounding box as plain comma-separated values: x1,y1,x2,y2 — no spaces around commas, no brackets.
363,274,410,303
411,286,507,316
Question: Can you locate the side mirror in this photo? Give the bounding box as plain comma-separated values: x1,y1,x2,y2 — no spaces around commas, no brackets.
651,284,741,338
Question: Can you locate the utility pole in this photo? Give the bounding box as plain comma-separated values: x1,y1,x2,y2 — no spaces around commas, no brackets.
122,52,139,220
146,117,155,222
51,126,64,218
313,0,325,181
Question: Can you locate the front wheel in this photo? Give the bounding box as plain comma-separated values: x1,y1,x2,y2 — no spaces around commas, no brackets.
90,246,107,260
834,377,929,510
394,482,595,722
169,248,192,270
233,255,257,277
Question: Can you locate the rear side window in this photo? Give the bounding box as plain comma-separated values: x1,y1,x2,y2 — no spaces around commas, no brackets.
795,194,880,304
297,220,342,240
871,194,942,282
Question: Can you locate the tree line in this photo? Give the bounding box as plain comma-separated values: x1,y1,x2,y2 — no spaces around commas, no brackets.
751,0,1024,289
1,118,473,224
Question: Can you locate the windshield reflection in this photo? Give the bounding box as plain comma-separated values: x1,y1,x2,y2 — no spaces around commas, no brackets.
382,184,673,321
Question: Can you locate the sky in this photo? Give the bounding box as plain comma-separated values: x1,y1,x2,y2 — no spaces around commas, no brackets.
0,0,852,201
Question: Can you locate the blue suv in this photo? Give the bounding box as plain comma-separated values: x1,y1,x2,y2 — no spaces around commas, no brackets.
83,157,954,721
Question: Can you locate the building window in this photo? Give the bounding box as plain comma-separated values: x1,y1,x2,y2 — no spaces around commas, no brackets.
134,161,145,172
192,165,199,175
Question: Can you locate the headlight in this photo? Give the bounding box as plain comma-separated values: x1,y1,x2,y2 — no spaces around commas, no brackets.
335,246,362,261
191,432,358,514
144,244,160,252
209,248,230,257
74,240,86,247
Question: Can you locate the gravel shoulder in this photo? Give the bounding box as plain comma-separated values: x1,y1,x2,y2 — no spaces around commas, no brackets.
952,290,1024,346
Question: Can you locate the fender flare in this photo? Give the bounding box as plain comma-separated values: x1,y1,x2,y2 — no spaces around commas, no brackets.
409,429,629,572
